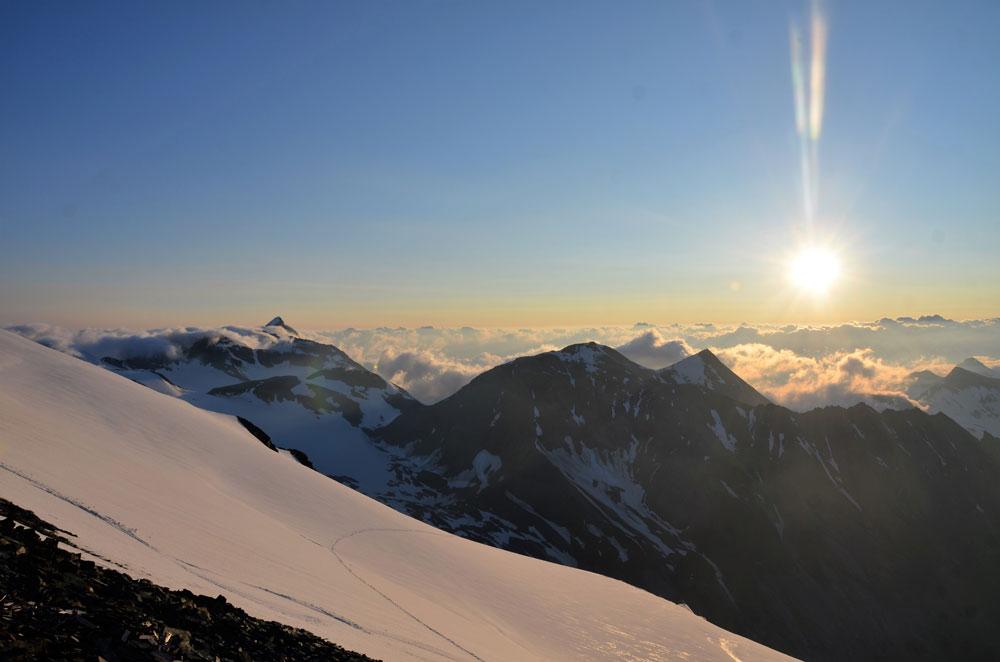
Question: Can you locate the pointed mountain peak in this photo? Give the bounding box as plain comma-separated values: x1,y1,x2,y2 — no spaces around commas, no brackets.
550,342,633,373
660,350,770,407
957,357,998,378
694,348,723,363
263,316,298,335
943,365,1000,388
558,341,616,356
905,369,944,400
664,349,721,382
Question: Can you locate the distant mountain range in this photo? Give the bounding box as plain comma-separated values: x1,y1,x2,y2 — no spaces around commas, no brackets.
15,319,1000,661
906,357,1000,439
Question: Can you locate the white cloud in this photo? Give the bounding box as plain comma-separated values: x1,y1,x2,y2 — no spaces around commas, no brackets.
373,350,483,403
7,316,999,410
615,329,692,369
4,323,310,363
712,344,948,411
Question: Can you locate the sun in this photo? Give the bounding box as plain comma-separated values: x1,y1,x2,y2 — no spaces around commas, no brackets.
788,244,841,295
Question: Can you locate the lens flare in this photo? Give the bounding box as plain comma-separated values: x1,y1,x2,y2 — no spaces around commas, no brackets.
809,10,827,142
790,1,827,227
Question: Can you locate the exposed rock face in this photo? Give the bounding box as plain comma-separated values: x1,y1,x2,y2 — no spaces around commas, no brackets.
0,498,375,662
264,315,299,335
375,343,1000,661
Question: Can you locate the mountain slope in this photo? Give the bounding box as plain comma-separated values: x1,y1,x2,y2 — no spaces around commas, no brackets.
659,349,771,406
0,330,792,662
908,363,1000,439
90,319,419,491
377,342,1000,661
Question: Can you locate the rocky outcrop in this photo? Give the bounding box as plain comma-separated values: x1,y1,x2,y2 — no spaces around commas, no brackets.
0,498,375,662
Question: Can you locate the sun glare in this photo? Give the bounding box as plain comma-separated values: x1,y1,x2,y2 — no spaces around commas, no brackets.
788,245,840,295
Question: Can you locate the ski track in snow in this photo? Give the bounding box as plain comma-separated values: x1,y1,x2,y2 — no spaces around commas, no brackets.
0,462,153,550
329,528,485,662
248,581,470,661
0,459,471,661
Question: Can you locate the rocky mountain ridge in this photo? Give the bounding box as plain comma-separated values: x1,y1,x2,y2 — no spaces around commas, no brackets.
375,342,1000,661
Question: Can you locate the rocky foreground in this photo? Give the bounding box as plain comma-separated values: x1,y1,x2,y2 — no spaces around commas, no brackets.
0,498,375,662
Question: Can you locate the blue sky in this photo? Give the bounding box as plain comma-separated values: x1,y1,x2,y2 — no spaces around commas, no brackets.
2,1,998,328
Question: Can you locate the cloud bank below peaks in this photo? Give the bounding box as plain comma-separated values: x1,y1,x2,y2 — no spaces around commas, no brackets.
6,316,998,411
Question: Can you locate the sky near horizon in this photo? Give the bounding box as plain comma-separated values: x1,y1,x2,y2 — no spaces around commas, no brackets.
2,1,998,329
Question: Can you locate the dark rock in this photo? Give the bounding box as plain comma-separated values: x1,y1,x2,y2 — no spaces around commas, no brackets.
237,417,278,452
0,498,377,661
282,447,315,469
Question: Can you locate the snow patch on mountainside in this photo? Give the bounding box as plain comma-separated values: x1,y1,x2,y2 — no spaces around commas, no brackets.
908,364,1000,439
535,436,685,559
709,410,738,452
472,450,502,489
671,354,708,384
553,343,605,374
923,385,1000,439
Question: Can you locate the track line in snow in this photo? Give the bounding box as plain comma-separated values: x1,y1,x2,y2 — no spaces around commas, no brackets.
251,584,472,662
0,462,153,549
1,462,478,660
330,528,485,662
250,584,369,632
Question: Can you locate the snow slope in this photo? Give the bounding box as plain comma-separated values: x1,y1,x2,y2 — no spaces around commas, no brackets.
660,350,770,407
907,364,1000,439
0,330,793,662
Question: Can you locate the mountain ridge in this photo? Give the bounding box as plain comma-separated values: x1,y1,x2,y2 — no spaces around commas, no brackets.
374,340,1000,661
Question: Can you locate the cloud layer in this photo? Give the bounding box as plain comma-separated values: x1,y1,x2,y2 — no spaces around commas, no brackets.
712,344,945,411
5,323,306,363
7,317,999,410
615,330,693,369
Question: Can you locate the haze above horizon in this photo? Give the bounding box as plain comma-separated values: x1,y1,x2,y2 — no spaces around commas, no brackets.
2,1,998,328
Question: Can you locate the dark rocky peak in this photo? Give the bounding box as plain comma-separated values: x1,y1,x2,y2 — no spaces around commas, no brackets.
264,316,299,335
905,369,944,399
447,342,650,398
659,349,770,407
375,343,656,464
942,365,1000,390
